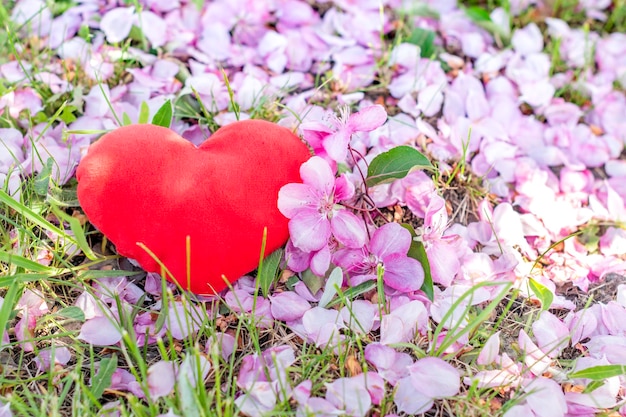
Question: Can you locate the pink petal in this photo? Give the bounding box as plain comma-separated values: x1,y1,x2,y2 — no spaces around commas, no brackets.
300,156,335,194
78,317,122,346
394,376,433,414
426,240,460,287
325,376,372,417
289,209,330,252
334,174,355,201
293,380,312,404
383,254,424,292
331,210,367,248
525,377,567,417
532,311,569,358
278,183,316,219
138,11,167,47
341,300,378,334
408,357,460,398
310,245,331,276
322,129,351,162
100,7,135,43
477,331,501,365
370,223,411,259
206,332,236,360
147,361,175,399
347,105,387,132
270,291,311,321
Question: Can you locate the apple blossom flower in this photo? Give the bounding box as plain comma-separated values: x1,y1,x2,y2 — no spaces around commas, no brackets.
278,156,367,253
301,105,387,163
335,222,425,293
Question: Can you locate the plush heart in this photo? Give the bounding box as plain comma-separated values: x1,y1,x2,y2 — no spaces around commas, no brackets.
77,120,310,295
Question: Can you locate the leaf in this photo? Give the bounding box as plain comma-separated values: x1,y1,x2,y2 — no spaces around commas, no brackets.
302,269,324,296
77,270,141,280
56,306,85,322
138,101,150,124
528,278,553,311
33,158,54,196
407,27,436,58
366,146,433,187
326,280,376,308
465,5,491,22
258,247,283,297
50,204,99,261
0,281,22,350
0,250,60,274
122,112,132,126
318,267,343,308
400,223,434,301
570,364,626,380
151,99,172,128
59,105,77,124
91,355,118,400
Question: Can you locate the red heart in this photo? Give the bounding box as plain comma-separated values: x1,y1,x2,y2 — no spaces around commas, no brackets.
77,120,310,295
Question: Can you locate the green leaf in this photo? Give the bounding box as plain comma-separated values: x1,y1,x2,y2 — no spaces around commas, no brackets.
407,27,436,58
77,270,141,280
582,380,605,394
56,306,85,322
78,24,90,41
258,247,283,297
570,364,626,380
0,281,22,350
528,278,553,311
50,204,99,261
318,267,343,308
400,223,434,301
138,101,150,124
302,269,324,295
0,250,60,274
366,146,433,187
122,112,132,126
151,99,173,128
465,5,491,22
33,158,54,196
326,280,376,308
91,355,118,400
59,105,77,124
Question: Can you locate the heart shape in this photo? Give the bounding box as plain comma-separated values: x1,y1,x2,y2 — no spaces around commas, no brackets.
77,120,310,295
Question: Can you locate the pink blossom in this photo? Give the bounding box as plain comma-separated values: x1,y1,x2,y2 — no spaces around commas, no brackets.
301,105,387,163
278,156,367,253
379,299,429,345
394,357,460,414
421,195,462,286
335,222,424,292
147,361,176,399
33,346,71,372
269,291,311,322
364,343,413,385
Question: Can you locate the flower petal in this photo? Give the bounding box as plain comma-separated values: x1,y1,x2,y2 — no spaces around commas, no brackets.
78,316,122,346
100,7,135,44
408,357,460,398
322,129,350,162
347,105,388,132
394,376,433,414
370,223,411,258
331,210,367,248
270,291,311,322
289,209,330,252
147,361,176,399
383,254,424,292
278,183,316,218
300,156,335,194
